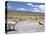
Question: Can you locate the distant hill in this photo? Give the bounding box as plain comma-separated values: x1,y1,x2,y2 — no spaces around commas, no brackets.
7,10,44,16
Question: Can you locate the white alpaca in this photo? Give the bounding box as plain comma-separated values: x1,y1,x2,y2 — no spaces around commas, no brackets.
7,20,17,30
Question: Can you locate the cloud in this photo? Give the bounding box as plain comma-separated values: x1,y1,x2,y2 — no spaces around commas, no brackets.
7,6,12,8
27,3,32,6
7,3,10,6
39,5,45,10
31,7,44,13
7,3,12,8
16,8,27,11
32,5,39,7
30,4,45,13
38,5,45,13
27,3,40,8
33,7,37,9
32,8,40,12
27,3,39,8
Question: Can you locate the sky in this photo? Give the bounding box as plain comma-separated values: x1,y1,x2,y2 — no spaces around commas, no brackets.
7,0,45,3
7,1,45,13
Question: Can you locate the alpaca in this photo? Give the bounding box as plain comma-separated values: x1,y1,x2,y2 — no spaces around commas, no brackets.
39,22,43,25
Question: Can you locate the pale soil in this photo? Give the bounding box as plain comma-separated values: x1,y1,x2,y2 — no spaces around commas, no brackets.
7,20,45,34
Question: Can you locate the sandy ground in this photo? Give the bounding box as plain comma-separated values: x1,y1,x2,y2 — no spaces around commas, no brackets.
7,20,45,34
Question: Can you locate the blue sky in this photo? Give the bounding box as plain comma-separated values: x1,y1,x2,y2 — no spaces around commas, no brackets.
7,1,45,13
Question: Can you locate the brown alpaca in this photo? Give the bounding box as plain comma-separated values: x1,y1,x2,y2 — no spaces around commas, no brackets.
39,22,43,25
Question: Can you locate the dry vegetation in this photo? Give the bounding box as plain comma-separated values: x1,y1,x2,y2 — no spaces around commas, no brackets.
7,10,45,22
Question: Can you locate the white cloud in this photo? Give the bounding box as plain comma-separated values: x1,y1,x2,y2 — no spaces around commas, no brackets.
7,6,13,10
31,7,45,13
31,5,45,13
27,3,32,6
7,6,12,8
16,7,44,13
39,5,45,10
32,5,39,7
16,8,27,11
7,3,12,8
32,8,40,12
38,5,45,13
27,3,39,8
32,7,37,10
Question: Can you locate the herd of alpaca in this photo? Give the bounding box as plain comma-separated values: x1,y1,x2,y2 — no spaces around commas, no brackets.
8,17,44,26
